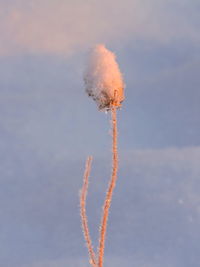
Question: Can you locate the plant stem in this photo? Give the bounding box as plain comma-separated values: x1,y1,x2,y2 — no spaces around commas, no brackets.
98,107,118,267
80,156,97,267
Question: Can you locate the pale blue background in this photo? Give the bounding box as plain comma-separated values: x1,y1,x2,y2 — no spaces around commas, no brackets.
0,1,200,266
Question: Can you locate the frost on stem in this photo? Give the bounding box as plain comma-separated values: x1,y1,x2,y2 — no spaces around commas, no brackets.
80,156,97,267
80,108,119,267
98,107,118,267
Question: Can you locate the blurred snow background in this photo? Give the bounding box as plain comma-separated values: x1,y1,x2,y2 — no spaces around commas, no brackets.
0,0,200,266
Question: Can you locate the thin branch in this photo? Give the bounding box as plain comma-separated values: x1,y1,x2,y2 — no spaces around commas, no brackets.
80,156,97,267
98,107,118,267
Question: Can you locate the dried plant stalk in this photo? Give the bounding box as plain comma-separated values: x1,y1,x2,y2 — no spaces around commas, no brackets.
98,107,118,267
81,44,124,267
80,156,97,267
80,107,119,267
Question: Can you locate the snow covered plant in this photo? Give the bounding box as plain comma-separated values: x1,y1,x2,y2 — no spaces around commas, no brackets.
84,44,124,111
80,44,125,267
